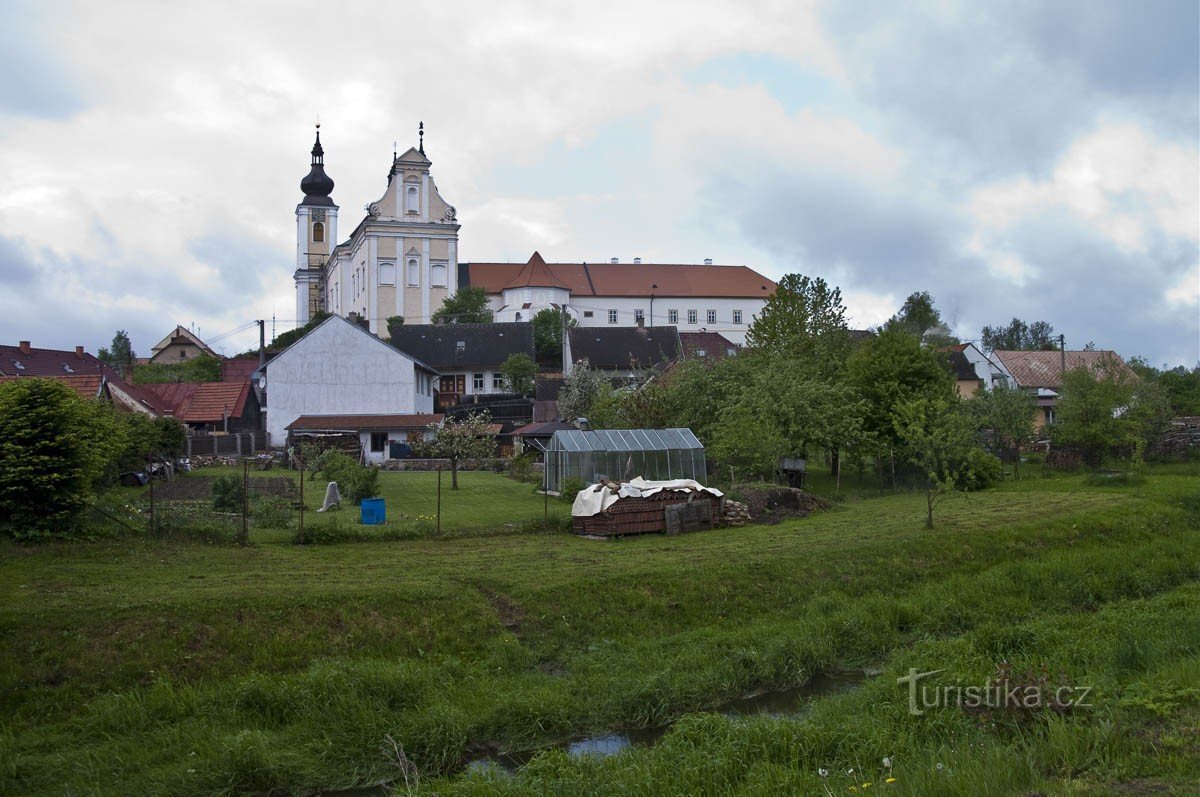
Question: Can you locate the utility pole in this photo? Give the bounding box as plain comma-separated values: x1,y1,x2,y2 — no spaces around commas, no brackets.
257,320,266,367
1059,333,1066,377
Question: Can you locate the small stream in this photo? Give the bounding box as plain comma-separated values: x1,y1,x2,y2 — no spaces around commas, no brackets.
466,671,865,774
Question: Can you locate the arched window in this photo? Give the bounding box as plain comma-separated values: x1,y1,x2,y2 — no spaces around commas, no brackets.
407,258,420,286
406,185,419,214
312,222,324,243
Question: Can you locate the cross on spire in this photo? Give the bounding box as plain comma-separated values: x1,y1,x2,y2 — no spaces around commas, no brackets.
418,121,424,155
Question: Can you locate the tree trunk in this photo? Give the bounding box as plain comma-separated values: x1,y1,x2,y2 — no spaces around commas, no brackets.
451,457,459,489
1012,444,1020,480
926,488,935,529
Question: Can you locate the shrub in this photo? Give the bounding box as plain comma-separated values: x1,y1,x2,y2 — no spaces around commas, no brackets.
0,378,126,540
211,474,245,513
318,452,381,505
958,448,1003,491
560,477,585,503
252,495,292,529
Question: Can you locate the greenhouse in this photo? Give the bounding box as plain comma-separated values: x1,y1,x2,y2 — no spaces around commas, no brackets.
544,428,707,493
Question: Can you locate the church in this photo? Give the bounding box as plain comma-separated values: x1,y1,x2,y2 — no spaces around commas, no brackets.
293,126,775,345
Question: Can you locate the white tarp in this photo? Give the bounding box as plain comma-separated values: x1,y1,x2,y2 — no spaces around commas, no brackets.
571,476,724,517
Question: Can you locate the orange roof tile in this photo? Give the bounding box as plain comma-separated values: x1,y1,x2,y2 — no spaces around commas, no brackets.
992,350,1135,390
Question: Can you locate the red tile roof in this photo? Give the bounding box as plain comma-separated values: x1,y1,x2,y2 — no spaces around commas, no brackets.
468,258,776,298
679,331,739,360
501,251,572,291
286,413,444,431
992,350,1135,390
0,343,108,378
141,381,251,423
221,357,262,383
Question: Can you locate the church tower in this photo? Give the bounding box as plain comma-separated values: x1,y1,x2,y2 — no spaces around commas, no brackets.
294,126,338,325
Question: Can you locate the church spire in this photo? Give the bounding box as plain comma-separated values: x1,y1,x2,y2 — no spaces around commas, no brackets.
300,124,335,206
418,120,424,155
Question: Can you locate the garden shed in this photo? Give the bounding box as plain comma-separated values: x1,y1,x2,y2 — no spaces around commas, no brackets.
544,428,706,493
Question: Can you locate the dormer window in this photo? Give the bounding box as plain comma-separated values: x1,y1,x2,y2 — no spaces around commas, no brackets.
406,184,419,214
63,364,74,373
312,222,324,243
12,361,24,370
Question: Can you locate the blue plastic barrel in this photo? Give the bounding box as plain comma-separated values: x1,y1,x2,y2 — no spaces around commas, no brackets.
360,498,386,525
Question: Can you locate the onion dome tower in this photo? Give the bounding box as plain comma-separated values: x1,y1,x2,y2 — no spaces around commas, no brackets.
294,124,338,324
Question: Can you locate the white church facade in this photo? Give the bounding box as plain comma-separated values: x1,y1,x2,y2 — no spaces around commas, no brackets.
293,126,774,345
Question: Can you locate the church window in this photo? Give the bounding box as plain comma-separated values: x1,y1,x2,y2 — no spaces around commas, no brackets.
608,309,618,324
407,258,420,286
668,309,678,324
379,262,395,286
706,309,717,324
431,261,447,287
733,309,743,324
687,309,697,324
312,222,324,243
406,185,419,214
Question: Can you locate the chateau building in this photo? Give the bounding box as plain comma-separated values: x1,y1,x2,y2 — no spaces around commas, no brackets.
293,127,773,344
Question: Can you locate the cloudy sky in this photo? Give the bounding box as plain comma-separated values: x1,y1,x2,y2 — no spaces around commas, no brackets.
1,0,1196,365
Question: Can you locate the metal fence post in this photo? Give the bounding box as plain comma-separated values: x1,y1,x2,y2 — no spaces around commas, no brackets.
147,454,155,535
298,463,305,544
436,466,442,535
240,459,249,545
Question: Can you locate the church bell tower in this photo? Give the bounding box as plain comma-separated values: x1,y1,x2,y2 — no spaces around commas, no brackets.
294,125,338,324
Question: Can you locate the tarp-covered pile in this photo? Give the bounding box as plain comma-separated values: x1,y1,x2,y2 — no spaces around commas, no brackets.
571,477,725,537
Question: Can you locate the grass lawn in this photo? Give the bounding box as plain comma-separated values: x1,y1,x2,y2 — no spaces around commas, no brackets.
1,464,1197,794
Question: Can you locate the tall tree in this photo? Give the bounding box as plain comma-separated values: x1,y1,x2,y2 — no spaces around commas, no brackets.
98,330,135,377
531,308,575,364
848,327,957,449
981,318,1057,351
413,411,496,489
1052,355,1169,466
884,291,959,347
431,287,492,324
744,274,851,377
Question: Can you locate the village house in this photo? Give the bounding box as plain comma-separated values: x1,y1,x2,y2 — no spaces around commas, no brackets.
992,349,1137,429
147,325,220,364
260,315,439,446
568,325,681,378
389,322,536,407
943,343,1015,397
141,381,261,433
285,413,444,465
0,340,162,415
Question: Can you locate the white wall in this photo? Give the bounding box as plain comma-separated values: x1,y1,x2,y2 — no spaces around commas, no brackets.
264,316,426,445
487,294,764,345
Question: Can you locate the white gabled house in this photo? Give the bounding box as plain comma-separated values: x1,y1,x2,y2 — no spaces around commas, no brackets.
262,315,439,446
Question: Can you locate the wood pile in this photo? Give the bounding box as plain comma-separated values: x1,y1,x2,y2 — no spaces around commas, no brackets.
723,500,752,527
1150,417,1200,458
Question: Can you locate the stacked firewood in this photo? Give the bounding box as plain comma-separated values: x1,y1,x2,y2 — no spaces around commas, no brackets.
723,500,752,527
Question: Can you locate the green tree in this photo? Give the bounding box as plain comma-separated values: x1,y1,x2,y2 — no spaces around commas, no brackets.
261,312,330,355
848,327,957,450
500,353,537,394
1129,357,1200,416
981,318,1057,351
708,403,787,481
97,330,135,377
0,379,126,539
892,396,980,529
884,291,959,347
744,274,851,377
413,411,496,489
432,287,492,324
971,383,1036,479
1051,355,1168,466
531,308,576,364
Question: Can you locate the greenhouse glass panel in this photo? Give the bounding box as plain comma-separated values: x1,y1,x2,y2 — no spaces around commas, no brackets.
544,428,708,492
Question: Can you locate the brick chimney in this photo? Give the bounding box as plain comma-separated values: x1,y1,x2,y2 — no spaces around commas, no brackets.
75,346,85,359
18,340,30,354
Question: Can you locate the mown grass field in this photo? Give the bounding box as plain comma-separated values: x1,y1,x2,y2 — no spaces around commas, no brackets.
1,465,1198,795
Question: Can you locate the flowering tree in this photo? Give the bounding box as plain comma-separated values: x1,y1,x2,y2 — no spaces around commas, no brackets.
413,411,496,489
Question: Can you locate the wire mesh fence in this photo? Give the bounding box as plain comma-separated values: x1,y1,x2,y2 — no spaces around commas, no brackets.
132,459,569,545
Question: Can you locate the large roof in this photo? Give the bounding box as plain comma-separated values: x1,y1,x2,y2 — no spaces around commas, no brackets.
149,326,219,358
390,322,535,370
500,251,572,291
0,342,107,377
286,413,443,432
992,350,1134,390
679,331,739,360
569,326,681,371
464,259,776,299
141,381,251,423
